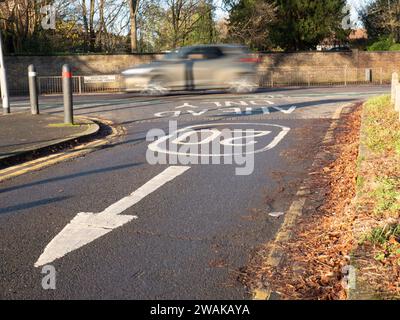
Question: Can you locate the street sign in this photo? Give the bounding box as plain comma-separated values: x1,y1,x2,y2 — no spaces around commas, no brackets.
83,75,117,84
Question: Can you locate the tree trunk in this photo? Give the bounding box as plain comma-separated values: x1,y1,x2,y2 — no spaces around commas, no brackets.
89,0,96,52
99,0,108,51
82,0,89,52
129,0,139,53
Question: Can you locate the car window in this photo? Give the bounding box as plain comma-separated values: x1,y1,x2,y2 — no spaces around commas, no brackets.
203,47,224,59
163,47,192,60
186,47,223,60
220,46,249,56
164,46,225,60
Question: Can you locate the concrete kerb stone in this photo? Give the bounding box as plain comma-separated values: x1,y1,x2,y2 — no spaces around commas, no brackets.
0,115,100,164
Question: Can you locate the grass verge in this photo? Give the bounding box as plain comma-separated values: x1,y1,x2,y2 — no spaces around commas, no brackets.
352,95,400,299
242,97,400,300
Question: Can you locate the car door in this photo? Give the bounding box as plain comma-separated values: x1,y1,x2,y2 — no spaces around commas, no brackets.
156,48,192,90
162,47,202,91
191,47,225,89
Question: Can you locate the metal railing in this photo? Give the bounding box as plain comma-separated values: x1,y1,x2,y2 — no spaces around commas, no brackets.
8,75,123,96
258,67,393,87
6,67,395,96
37,75,122,95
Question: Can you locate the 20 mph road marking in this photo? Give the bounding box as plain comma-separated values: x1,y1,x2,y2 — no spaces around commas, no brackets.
34,166,190,267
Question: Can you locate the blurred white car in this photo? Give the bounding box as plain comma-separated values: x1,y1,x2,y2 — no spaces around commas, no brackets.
121,44,260,95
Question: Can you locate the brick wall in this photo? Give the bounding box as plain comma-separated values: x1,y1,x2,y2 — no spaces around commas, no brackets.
259,51,400,85
5,51,400,94
5,54,161,95
6,54,158,81
261,50,400,69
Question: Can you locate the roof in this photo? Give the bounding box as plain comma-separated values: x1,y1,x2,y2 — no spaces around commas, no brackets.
349,29,368,40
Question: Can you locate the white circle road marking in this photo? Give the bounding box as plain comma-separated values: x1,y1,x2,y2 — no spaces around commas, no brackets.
148,123,290,157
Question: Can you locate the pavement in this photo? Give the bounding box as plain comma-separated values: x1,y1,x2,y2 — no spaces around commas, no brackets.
0,112,99,167
0,86,390,299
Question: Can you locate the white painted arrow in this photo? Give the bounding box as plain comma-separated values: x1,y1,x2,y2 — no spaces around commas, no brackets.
34,166,190,267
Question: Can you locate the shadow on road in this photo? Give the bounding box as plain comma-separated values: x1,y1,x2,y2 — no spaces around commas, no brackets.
0,196,71,215
0,163,143,195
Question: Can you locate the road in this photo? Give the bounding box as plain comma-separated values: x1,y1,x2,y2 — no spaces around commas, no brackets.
0,86,389,299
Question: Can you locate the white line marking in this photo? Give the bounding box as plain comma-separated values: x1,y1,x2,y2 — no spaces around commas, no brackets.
268,212,285,217
34,166,190,267
272,106,297,114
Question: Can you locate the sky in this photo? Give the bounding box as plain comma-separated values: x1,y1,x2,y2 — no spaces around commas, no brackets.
349,0,372,25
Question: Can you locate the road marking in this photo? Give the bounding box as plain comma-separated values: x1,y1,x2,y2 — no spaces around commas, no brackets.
175,102,199,109
271,106,297,114
154,105,297,118
0,139,107,182
268,212,285,217
148,123,290,157
0,117,122,183
34,166,190,267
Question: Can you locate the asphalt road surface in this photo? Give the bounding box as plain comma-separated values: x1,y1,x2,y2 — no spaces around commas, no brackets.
0,86,389,299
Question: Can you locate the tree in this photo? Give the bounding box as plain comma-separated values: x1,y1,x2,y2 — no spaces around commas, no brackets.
0,0,219,54
227,0,347,51
137,0,217,51
227,0,277,51
271,0,347,51
136,0,167,52
360,0,400,43
186,0,217,45
0,0,133,54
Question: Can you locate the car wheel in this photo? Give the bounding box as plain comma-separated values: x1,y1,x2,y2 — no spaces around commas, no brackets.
227,74,258,94
142,76,170,96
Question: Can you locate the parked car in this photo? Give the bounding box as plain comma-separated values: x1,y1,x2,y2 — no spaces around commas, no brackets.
121,44,260,95
327,46,351,52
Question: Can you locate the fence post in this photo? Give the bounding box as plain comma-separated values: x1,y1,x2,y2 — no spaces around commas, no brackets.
344,67,347,86
78,76,82,94
28,65,39,115
391,72,399,105
270,71,274,88
380,68,383,85
37,77,42,95
62,64,74,124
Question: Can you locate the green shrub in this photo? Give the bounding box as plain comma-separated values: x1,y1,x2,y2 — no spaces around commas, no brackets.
389,43,400,51
367,36,400,51
368,37,392,51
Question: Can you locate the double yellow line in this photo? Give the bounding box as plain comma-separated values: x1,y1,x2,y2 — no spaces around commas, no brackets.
251,104,348,300
0,118,124,183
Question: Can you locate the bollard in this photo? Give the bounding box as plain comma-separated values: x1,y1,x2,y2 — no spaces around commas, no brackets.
28,65,39,115
395,83,400,113
391,72,399,105
62,64,73,124
0,31,10,114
